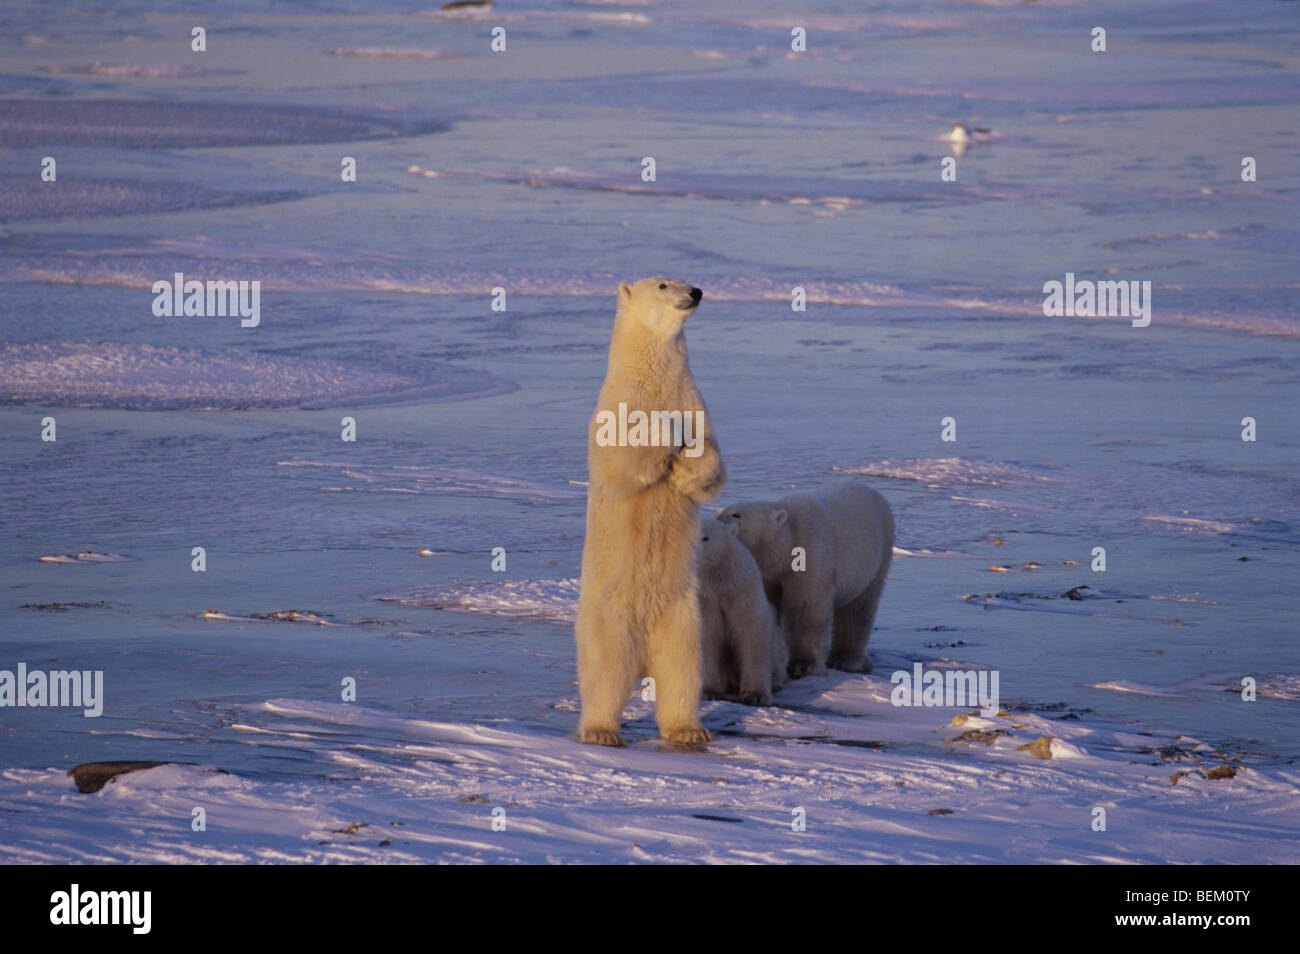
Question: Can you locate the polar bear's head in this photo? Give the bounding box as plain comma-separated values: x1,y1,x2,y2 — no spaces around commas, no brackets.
716,502,788,569
618,278,703,337
699,517,738,568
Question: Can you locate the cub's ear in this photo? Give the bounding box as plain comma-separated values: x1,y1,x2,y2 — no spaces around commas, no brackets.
724,521,740,537
619,282,633,301
773,509,788,526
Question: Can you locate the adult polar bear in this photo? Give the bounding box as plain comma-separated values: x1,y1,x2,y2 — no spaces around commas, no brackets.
575,278,725,746
718,481,893,678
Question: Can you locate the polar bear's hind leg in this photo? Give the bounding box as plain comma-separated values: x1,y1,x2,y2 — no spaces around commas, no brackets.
645,595,711,745
576,601,638,746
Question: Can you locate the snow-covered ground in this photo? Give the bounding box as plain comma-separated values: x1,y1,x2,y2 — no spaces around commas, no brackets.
6,673,1296,864
2,574,1297,864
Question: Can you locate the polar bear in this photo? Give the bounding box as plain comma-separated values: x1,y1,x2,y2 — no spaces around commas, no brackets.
698,518,788,706
717,480,893,678
574,278,726,746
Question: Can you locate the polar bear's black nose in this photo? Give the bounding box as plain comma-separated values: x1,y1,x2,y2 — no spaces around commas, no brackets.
689,287,702,303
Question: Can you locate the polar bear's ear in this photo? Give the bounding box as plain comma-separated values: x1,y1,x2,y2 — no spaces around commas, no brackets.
773,509,788,526
724,521,740,537
619,282,633,301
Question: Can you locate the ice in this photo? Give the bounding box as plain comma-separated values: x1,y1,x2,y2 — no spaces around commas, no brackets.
0,99,432,148
277,460,583,501
0,0,1297,865
0,342,508,409
38,551,137,564
374,579,580,620
0,174,306,224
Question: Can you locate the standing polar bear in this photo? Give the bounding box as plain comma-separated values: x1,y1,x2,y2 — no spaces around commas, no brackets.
718,480,893,678
698,518,788,706
574,278,725,746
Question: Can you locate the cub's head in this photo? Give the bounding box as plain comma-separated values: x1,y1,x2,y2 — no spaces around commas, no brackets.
716,501,787,560
699,517,737,568
618,278,703,337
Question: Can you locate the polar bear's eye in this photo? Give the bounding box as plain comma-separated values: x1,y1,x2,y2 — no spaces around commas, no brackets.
658,283,667,289
730,513,741,519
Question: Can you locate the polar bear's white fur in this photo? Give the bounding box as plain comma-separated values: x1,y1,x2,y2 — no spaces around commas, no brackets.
717,480,893,678
574,278,725,746
698,518,788,706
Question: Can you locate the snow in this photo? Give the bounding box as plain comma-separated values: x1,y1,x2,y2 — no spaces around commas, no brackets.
3,680,1295,863
6,575,1293,864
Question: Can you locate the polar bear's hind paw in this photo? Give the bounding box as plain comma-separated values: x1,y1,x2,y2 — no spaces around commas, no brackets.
828,653,872,673
581,728,626,747
664,726,712,745
787,658,827,679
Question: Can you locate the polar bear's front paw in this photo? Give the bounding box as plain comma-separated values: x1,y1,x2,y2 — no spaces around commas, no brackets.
668,456,723,499
663,726,712,746
828,653,872,673
737,689,773,707
581,727,626,747
667,459,697,488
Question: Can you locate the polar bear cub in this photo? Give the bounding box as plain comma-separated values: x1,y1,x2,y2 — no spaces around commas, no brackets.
698,518,788,706
574,278,726,746
717,480,893,678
